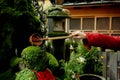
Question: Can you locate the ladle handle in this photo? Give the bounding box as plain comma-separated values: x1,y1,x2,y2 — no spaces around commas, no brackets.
42,36,70,40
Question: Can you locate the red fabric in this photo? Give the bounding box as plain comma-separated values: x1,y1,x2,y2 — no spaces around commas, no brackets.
33,68,55,80
83,33,120,50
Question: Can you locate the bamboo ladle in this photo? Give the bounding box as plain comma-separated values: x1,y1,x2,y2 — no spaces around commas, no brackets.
29,33,71,46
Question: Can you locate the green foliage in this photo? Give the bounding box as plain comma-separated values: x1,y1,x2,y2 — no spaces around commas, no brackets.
0,5,20,73
46,52,59,68
64,50,86,80
0,0,43,75
0,1,45,80
62,41,103,79
76,43,103,75
78,43,103,74
10,57,22,67
16,11,41,30
14,0,35,12
46,52,59,72
0,0,41,55
0,7,19,49
0,69,15,80
15,68,37,80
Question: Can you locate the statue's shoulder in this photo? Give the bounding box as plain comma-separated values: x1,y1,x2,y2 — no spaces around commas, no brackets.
15,68,37,80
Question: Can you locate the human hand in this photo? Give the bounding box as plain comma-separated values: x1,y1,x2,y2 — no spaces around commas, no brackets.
69,31,86,39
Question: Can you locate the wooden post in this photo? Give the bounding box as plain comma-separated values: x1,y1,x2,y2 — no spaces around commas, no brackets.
109,52,118,80
117,51,120,80
102,52,107,79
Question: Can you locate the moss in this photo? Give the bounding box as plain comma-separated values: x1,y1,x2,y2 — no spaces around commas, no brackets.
15,68,37,80
21,46,58,72
21,46,48,71
46,52,59,68
47,6,70,18
10,57,22,68
0,0,41,50
0,0,44,76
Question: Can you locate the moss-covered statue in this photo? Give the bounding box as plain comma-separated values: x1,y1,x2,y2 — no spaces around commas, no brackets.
0,0,47,79
15,46,59,80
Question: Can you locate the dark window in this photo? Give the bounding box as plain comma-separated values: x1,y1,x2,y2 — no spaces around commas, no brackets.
83,18,94,30
70,19,80,29
96,17,109,30
112,17,120,30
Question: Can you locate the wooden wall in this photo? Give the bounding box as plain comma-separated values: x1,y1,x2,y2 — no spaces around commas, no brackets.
64,5,120,17
63,4,120,35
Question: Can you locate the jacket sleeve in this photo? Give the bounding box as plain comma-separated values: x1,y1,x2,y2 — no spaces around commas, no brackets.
83,33,120,50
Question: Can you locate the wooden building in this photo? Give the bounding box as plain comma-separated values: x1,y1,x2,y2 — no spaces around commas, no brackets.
62,1,120,79
62,0,120,35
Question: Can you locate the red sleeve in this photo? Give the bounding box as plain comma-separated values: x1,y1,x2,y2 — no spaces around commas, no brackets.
43,68,55,80
84,33,120,50
33,68,55,80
